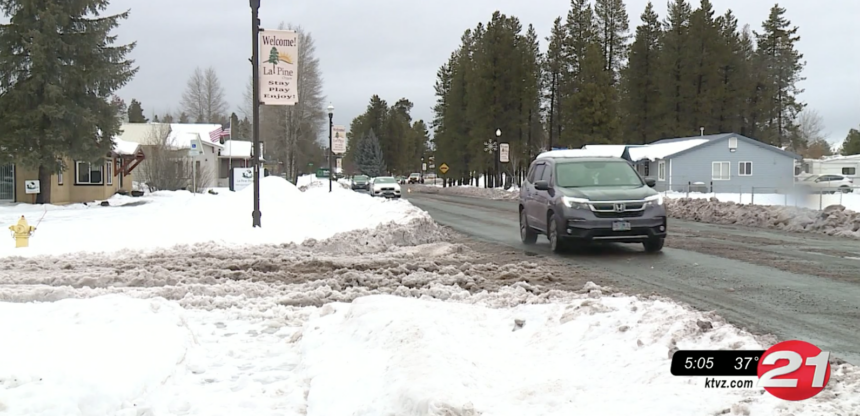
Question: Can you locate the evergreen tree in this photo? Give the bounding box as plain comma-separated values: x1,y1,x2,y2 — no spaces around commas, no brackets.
111,96,127,120
560,0,597,146
179,112,190,123
657,0,693,137
713,10,746,133
685,0,722,132
356,129,387,176
621,2,663,144
162,113,175,123
543,18,566,149
127,99,148,123
840,128,860,156
153,114,160,122
595,0,631,82
754,4,806,147
0,0,137,203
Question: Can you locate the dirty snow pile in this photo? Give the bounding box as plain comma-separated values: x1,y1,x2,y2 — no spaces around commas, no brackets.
0,176,427,257
667,197,860,239
1,230,859,415
411,183,519,200
664,189,860,212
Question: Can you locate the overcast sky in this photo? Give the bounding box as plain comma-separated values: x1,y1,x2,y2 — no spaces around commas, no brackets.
109,0,859,146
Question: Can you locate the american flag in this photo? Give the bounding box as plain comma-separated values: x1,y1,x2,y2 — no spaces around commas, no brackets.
209,126,231,143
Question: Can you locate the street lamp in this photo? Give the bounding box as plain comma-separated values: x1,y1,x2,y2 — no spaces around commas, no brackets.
495,129,502,187
327,104,334,192
250,0,262,227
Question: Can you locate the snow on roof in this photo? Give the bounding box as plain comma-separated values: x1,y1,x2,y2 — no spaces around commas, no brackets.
112,138,139,155
536,148,623,160
167,123,224,149
627,139,709,162
220,140,253,158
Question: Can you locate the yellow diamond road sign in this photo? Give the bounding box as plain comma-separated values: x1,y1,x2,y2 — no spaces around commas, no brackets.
439,163,449,174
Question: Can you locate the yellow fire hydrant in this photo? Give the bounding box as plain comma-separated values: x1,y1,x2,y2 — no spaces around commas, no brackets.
9,215,36,248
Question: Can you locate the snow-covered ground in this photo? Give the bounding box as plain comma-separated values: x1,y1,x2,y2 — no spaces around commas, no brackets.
1,177,858,415
0,176,421,257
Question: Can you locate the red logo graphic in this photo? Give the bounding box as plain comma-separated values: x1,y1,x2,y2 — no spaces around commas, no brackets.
757,340,831,401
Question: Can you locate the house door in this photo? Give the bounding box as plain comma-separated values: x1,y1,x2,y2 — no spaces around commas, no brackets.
0,164,14,202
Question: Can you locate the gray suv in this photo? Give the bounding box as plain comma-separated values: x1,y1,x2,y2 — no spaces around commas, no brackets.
518,155,667,253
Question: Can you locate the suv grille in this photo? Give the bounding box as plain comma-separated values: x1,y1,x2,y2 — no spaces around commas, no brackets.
589,201,646,218
593,210,643,218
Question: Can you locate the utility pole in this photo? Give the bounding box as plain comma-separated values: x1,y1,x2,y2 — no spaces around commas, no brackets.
250,0,262,227
328,105,334,192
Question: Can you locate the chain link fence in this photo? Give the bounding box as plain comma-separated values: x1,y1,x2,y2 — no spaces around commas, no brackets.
661,181,860,211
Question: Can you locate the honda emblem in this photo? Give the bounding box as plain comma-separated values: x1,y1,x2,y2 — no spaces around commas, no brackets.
614,203,625,212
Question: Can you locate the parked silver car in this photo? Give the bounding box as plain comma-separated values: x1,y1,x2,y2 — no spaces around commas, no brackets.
796,174,854,193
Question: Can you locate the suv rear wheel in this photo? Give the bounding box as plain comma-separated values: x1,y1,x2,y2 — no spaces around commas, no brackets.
519,209,538,244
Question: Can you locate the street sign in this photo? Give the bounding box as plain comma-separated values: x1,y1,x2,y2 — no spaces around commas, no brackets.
332,125,347,154
499,143,510,163
188,139,203,156
439,163,449,174
24,180,40,194
336,157,343,171
422,163,427,171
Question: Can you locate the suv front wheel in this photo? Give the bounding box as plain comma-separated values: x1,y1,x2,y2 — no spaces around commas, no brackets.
643,237,664,253
548,214,566,253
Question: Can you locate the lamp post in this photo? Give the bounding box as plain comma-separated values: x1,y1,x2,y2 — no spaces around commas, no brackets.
328,104,334,192
420,156,424,183
250,0,262,227
495,129,502,187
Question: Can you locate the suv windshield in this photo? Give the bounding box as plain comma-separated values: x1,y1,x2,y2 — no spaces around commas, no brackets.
354,175,368,181
375,177,395,183
555,160,643,187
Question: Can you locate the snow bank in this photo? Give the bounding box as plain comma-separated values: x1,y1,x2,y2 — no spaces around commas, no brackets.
667,197,860,238
0,296,193,415
0,176,428,257
664,190,860,213
0,224,858,414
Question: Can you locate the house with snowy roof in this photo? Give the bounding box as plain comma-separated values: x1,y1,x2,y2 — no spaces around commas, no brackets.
582,133,802,193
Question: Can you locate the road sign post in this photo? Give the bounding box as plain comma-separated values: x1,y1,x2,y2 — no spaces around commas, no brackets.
438,163,449,187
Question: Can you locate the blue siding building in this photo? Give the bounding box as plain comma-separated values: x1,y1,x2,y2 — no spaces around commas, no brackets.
586,133,801,193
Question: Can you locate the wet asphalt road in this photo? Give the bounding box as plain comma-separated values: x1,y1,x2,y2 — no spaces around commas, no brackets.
400,189,860,365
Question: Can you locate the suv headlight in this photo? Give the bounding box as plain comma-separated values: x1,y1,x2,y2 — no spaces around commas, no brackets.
562,196,589,209
644,194,663,207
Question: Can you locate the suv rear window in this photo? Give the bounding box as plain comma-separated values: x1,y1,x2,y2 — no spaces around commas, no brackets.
555,161,643,187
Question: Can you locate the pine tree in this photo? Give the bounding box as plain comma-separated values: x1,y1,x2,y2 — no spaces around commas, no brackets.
657,0,693,137
153,115,160,122
162,113,175,123
0,0,137,203
686,0,722,132
356,129,387,176
754,4,806,148
127,99,148,123
840,129,860,156
621,1,663,144
543,18,566,149
713,10,746,133
595,0,631,82
179,112,190,123
560,0,598,146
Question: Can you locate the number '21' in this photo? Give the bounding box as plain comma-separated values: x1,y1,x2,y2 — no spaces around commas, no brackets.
758,350,830,388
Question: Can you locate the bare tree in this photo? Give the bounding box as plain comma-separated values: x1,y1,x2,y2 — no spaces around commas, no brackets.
792,109,833,158
181,66,228,124
137,124,192,191
259,23,327,179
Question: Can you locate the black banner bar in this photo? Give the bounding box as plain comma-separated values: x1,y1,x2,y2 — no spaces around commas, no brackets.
670,350,766,376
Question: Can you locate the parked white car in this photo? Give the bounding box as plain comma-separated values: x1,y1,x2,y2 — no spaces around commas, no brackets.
369,176,402,198
796,174,854,193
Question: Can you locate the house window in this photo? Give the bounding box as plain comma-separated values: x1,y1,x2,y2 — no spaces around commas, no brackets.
842,167,856,175
106,162,113,185
712,161,730,180
657,161,666,181
76,162,103,184
738,161,753,176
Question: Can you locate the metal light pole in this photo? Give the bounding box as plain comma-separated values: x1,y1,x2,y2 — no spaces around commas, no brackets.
495,129,502,187
250,0,262,227
328,104,334,192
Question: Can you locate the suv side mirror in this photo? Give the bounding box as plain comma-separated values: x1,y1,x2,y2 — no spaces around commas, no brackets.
534,180,550,191
645,178,656,187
